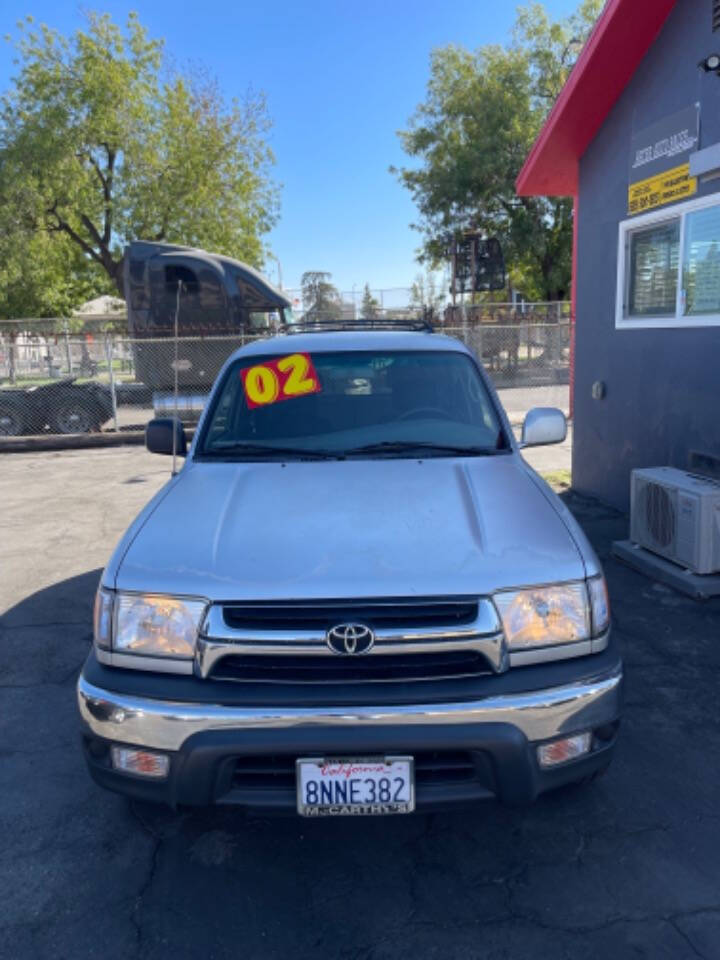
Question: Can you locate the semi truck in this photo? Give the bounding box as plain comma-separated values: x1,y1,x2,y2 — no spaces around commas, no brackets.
123,241,292,412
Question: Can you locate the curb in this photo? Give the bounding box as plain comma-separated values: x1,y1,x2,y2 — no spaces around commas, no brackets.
0,426,198,454
0,431,146,454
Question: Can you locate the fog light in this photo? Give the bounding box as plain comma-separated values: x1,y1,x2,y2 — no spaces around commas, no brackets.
537,732,592,768
111,746,170,779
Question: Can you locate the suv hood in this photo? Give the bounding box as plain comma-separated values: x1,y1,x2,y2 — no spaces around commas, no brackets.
115,456,586,599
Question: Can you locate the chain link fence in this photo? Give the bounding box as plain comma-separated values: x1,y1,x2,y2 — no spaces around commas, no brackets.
0,299,570,439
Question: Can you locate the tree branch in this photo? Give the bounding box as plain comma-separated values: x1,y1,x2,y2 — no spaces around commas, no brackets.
80,213,105,252
75,145,116,246
102,144,115,246
46,202,105,268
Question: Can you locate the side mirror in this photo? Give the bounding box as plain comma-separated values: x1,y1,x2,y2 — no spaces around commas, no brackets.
146,417,187,457
520,407,567,447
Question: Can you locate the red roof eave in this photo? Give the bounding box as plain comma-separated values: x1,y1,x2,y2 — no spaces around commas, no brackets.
516,0,678,197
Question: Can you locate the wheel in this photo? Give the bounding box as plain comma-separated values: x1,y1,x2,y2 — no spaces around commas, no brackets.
52,401,97,434
0,402,26,436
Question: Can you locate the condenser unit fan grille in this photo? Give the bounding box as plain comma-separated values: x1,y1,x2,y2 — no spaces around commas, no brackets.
640,482,675,548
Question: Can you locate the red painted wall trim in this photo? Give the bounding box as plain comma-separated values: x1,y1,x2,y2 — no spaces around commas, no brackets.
517,0,677,197
569,196,578,424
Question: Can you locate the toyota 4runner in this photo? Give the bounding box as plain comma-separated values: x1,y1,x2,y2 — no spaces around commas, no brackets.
78,326,622,815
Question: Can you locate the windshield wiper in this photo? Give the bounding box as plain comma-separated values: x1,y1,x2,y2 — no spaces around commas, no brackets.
203,442,343,460
342,441,499,457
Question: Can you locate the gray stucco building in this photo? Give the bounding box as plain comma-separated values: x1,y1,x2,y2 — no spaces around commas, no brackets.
518,0,720,510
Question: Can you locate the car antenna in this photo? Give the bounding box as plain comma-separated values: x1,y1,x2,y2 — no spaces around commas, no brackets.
172,280,181,477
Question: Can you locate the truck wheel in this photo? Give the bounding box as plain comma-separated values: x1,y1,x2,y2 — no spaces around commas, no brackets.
0,402,25,436
52,401,96,434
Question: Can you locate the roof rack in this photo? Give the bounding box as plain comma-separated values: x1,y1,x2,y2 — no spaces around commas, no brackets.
284,318,434,334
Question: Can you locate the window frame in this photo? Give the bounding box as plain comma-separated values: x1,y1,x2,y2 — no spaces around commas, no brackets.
615,191,720,329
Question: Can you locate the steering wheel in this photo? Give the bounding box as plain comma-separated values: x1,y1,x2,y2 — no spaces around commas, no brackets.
396,406,453,421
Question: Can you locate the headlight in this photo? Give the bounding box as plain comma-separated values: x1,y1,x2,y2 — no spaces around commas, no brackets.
114,594,207,659
494,583,590,650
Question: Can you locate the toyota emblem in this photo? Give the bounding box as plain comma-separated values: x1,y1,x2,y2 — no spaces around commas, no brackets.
326,623,375,655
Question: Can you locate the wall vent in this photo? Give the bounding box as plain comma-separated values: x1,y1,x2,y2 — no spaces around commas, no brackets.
714,0,720,32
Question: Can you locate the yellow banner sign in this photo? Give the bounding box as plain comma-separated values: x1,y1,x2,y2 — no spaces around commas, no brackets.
628,162,697,215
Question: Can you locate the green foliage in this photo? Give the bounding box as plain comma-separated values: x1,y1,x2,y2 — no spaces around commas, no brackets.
0,12,278,297
300,271,341,320
360,283,380,319
0,227,112,320
394,1,602,300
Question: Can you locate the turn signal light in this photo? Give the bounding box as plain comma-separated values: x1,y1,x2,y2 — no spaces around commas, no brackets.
111,746,170,779
537,732,592,768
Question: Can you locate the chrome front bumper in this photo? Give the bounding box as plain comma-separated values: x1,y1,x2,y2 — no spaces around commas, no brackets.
78,663,622,754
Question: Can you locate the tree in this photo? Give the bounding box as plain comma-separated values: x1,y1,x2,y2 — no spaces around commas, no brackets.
300,271,341,321
409,268,445,320
0,224,114,383
360,284,380,319
0,228,111,321
0,13,279,297
394,1,602,300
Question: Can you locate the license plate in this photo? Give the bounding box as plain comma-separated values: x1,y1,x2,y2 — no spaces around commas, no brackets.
296,756,415,816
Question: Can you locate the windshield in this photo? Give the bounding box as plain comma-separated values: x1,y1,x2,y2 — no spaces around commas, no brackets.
197,349,506,459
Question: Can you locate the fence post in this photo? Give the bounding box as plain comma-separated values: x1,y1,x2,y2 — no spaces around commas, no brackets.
104,333,119,433
8,333,17,385
63,321,73,375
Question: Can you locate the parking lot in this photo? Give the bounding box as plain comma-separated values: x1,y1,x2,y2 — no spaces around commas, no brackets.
2,446,720,960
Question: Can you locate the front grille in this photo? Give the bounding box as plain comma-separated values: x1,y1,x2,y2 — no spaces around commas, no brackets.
222,599,479,632
232,751,483,792
201,596,503,682
210,649,491,684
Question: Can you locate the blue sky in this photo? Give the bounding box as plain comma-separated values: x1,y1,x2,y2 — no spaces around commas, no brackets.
0,0,579,295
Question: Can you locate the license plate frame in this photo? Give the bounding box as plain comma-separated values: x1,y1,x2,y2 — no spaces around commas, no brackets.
296,756,415,817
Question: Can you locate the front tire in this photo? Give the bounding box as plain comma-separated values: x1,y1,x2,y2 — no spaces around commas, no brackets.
0,402,26,436
52,401,97,434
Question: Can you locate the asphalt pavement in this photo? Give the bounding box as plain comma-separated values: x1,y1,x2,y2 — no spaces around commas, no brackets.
1,447,719,960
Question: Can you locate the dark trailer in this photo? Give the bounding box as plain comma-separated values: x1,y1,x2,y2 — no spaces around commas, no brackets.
124,241,292,399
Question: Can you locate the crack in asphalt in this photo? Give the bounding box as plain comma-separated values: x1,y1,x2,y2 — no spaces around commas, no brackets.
669,916,708,959
337,907,719,960
385,906,720,946
129,802,163,956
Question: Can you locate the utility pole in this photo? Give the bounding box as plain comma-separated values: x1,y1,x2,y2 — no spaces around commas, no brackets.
267,253,283,290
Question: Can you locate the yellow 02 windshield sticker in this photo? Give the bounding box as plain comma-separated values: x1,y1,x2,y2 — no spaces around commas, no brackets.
240,353,322,408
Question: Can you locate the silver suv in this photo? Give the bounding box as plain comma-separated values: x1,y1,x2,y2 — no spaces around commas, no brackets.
78,328,622,815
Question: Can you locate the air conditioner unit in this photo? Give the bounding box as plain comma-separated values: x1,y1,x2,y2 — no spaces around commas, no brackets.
630,467,720,575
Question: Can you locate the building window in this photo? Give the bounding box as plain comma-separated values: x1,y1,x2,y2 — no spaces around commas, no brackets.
617,194,720,327
683,205,720,314
627,221,679,316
